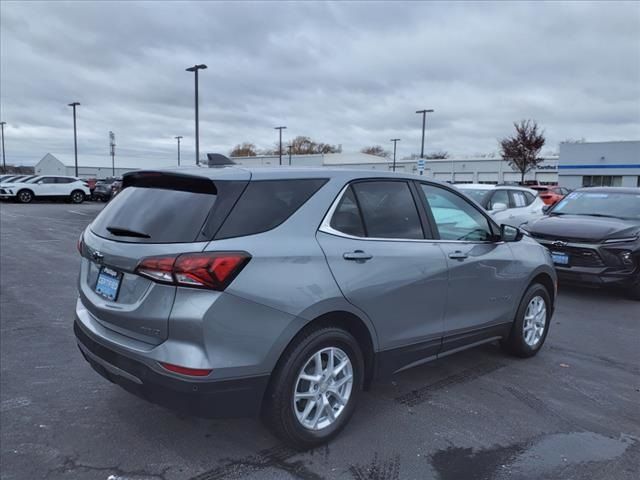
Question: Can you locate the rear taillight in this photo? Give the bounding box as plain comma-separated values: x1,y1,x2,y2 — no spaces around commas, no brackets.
135,252,250,291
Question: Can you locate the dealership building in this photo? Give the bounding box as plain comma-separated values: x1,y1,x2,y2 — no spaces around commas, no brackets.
557,141,640,189
33,141,639,188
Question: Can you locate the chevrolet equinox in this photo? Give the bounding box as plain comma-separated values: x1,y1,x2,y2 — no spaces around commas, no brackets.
75,167,556,448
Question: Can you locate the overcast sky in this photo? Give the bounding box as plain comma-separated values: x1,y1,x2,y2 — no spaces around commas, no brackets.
1,1,639,168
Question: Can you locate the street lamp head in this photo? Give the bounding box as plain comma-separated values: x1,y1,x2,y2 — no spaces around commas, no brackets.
416,109,434,114
186,64,208,72
175,135,183,140
390,138,401,142
0,121,5,126
68,102,80,107
274,126,287,130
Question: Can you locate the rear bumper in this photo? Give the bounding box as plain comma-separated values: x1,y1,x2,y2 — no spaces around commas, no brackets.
74,321,269,418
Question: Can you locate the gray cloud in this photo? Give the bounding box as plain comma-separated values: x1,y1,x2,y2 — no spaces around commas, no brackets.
1,0,639,168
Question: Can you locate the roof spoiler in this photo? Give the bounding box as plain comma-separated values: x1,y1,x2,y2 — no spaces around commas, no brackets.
207,153,236,167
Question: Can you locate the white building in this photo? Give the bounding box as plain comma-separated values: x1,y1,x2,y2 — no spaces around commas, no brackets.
230,152,559,184
34,153,170,178
557,141,640,189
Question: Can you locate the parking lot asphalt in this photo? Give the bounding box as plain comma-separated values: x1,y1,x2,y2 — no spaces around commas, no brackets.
1,201,639,480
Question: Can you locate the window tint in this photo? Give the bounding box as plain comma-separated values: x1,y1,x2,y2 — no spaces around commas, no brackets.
523,191,536,204
39,177,56,184
216,179,327,239
55,177,74,184
91,186,218,243
511,191,528,207
488,190,509,209
351,181,423,239
421,184,494,241
330,186,365,237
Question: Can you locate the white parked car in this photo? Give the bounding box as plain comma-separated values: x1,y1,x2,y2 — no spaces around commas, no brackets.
0,175,91,203
455,184,545,227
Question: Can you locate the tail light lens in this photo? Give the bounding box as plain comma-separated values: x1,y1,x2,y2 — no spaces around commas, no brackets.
159,362,212,377
135,252,250,291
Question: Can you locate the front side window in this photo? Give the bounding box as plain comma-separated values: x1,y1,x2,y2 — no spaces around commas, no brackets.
351,181,423,239
421,184,494,241
39,177,56,184
488,190,509,209
55,177,74,184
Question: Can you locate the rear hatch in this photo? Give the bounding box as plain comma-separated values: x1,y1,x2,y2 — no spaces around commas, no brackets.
79,169,250,345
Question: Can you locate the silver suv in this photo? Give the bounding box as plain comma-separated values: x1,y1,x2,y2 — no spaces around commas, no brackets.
75,167,556,448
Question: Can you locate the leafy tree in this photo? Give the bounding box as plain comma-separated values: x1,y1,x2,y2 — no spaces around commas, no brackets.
499,120,546,184
229,142,258,157
361,145,390,158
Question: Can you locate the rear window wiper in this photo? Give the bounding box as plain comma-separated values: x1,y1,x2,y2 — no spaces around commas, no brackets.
106,226,151,238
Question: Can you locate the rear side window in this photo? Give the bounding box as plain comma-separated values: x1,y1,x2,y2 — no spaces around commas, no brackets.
330,186,366,237
55,177,74,184
215,179,327,239
91,186,218,243
511,190,528,207
351,181,423,239
488,190,509,209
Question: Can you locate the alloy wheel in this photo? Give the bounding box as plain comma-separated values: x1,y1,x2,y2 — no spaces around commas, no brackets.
293,347,353,430
523,295,547,347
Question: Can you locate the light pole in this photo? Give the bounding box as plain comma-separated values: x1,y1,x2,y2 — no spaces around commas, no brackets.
390,138,401,172
68,102,80,177
274,126,286,165
186,64,207,165
0,121,6,171
287,145,292,165
415,109,434,159
175,136,183,166
109,131,116,176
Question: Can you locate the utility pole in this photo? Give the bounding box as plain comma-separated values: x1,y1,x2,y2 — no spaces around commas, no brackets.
274,126,286,165
109,131,116,176
68,102,80,177
415,109,434,159
175,136,183,166
186,64,207,165
288,145,292,165
390,138,401,172
0,121,6,171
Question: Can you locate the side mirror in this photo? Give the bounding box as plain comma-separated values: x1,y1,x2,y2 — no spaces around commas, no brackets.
501,224,523,242
37,180,44,184
491,202,508,213
542,205,551,214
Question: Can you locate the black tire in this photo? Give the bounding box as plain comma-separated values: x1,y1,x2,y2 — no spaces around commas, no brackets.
70,190,85,204
17,189,33,204
262,326,364,450
501,283,551,358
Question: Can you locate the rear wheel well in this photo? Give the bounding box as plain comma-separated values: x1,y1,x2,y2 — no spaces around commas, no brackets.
278,311,376,389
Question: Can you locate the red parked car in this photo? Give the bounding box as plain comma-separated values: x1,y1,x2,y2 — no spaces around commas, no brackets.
530,185,571,205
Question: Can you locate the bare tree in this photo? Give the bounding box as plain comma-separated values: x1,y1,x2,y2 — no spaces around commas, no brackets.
264,136,341,155
499,120,546,184
361,145,389,158
425,151,449,159
230,142,258,157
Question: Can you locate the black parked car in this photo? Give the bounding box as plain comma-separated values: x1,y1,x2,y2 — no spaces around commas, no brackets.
522,187,640,299
92,178,120,202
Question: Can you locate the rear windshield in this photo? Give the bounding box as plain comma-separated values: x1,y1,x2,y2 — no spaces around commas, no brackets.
91,186,217,243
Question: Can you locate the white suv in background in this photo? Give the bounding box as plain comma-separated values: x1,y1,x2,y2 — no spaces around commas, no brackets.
456,184,545,227
0,175,90,203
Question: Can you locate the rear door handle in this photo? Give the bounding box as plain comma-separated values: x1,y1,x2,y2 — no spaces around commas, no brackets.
448,251,468,260
343,250,373,261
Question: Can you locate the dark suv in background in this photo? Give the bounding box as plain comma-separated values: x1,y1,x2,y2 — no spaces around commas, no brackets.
522,187,640,299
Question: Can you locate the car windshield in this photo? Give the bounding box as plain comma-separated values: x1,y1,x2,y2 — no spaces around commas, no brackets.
25,177,42,183
551,191,640,219
459,188,490,204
